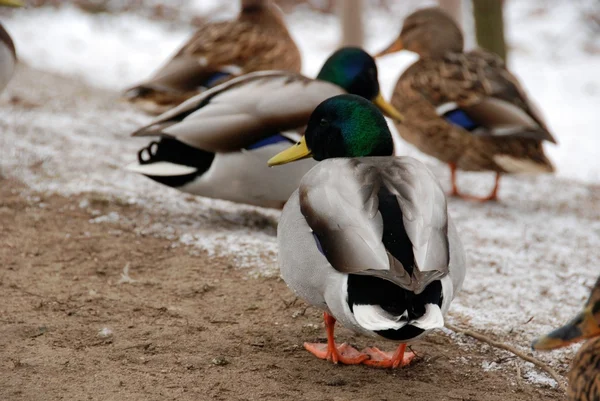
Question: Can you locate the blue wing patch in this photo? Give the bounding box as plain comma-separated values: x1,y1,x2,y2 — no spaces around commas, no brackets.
443,109,479,131
245,134,294,150
202,71,233,88
312,232,325,255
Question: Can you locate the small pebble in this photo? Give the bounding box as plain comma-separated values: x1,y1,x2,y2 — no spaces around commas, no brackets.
211,356,229,366
98,327,113,338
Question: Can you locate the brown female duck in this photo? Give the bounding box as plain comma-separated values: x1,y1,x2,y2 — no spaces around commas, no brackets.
376,7,556,201
533,276,600,401
123,0,301,114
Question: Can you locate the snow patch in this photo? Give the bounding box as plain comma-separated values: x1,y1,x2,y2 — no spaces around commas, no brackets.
523,364,558,388
89,211,120,224
481,361,501,372
4,6,191,90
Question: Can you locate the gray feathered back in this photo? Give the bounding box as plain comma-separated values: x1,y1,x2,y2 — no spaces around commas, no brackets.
299,157,449,293
132,71,344,152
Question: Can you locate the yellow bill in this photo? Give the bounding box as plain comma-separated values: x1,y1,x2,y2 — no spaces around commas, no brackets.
532,304,600,351
375,38,404,58
0,0,25,7
268,136,312,167
373,93,404,123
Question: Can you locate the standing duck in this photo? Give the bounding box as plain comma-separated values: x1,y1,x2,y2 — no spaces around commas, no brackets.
533,276,600,401
123,0,302,115
268,94,466,367
127,48,404,209
0,0,23,93
376,7,556,201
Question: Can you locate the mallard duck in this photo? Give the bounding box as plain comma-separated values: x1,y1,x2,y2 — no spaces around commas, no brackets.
0,0,23,93
376,7,556,202
533,276,600,401
268,94,466,367
126,47,404,209
123,0,302,115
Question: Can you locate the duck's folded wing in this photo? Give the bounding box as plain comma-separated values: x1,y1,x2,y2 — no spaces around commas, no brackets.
135,54,234,93
411,51,556,144
132,71,344,152
131,19,276,94
299,157,449,292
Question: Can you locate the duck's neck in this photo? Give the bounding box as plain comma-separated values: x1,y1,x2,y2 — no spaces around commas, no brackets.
239,0,286,28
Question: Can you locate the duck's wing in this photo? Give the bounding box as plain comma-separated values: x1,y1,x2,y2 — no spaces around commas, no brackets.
299,157,449,293
129,16,301,95
132,71,345,152
403,50,556,144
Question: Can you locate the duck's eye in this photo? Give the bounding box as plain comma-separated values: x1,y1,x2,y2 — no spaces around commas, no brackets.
320,118,329,127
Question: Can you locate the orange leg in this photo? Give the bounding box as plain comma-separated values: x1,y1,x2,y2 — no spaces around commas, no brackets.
362,343,416,368
449,163,461,197
304,312,369,365
448,164,501,202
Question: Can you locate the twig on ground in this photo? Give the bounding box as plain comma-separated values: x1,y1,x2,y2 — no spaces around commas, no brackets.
515,360,524,389
445,323,567,393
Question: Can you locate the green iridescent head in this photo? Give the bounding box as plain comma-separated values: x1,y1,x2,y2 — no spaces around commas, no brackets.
316,47,404,123
317,47,381,100
267,95,394,166
305,94,394,160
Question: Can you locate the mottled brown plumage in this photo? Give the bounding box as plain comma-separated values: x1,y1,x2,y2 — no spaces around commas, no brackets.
569,337,600,401
123,0,302,114
533,277,600,401
377,7,556,201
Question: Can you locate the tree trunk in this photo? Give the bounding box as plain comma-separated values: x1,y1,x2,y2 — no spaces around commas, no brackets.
472,0,507,62
438,0,463,30
338,0,364,48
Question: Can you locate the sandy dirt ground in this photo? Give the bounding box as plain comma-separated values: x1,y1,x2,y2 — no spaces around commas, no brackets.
0,178,565,401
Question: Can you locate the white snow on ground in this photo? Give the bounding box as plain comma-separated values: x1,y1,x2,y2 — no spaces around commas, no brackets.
2,6,191,90
1,0,599,389
505,0,600,183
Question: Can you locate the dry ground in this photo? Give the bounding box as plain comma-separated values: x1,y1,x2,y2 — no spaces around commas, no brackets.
0,178,565,401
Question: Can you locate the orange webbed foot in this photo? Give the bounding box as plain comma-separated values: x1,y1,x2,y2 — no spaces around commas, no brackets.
304,342,369,365
304,312,369,365
361,344,416,368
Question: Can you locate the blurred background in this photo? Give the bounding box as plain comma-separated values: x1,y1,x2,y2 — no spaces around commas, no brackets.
1,0,599,182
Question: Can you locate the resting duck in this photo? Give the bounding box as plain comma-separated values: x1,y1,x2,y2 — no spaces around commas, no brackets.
123,0,302,115
0,0,23,93
127,48,404,209
376,7,556,201
533,276,600,401
268,94,466,367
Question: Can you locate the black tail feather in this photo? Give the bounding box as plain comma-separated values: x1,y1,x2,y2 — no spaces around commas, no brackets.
136,137,214,188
